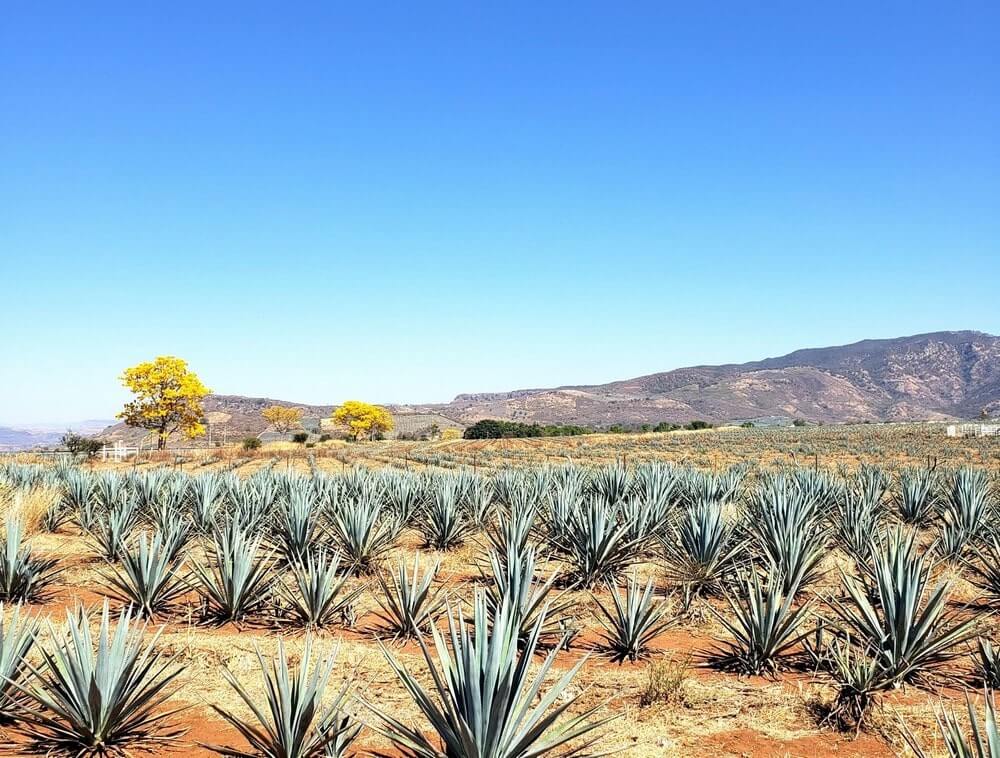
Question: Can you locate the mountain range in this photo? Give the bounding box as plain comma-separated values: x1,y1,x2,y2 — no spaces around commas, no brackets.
405,330,1000,427
17,331,999,449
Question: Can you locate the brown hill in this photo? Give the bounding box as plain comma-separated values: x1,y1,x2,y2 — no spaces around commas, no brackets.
99,331,1000,444
423,330,1000,426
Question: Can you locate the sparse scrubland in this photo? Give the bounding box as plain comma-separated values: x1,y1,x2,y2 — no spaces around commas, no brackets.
0,424,998,756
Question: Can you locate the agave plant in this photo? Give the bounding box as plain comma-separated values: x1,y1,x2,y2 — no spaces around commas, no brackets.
383,474,424,526
9,601,185,754
968,538,1000,606
278,551,363,629
593,575,674,663
591,460,631,506
747,486,827,597
88,496,142,562
273,488,323,565
944,467,994,537
0,602,39,722
192,522,275,623
816,634,895,733
711,569,813,675
834,488,888,568
0,516,61,602
484,506,537,563
366,593,611,758
41,497,72,534
101,530,189,619
978,638,1000,689
207,638,360,758
329,494,401,574
554,498,645,589
482,544,572,644
896,467,940,526
661,498,746,604
374,553,446,639
831,528,975,686
419,482,474,550
190,472,224,532
903,689,1000,758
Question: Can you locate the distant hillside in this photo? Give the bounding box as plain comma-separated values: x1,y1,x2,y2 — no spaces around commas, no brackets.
99,396,463,447
0,420,114,452
92,331,999,446
418,330,1000,426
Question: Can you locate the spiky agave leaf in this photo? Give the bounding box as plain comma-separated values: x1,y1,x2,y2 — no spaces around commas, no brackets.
191,522,275,623
273,488,323,566
944,468,994,537
101,530,189,619
593,575,674,663
661,497,746,602
279,551,363,629
484,506,537,563
902,689,1000,758
831,528,975,687
555,498,646,589
328,493,401,574
978,639,1000,689
896,467,940,527
88,496,142,562
206,638,360,758
10,600,185,754
481,543,573,644
746,485,828,597
374,553,446,639
0,516,61,603
0,602,39,722
967,538,1000,606
366,593,613,758
190,472,224,533
419,480,474,550
711,569,813,675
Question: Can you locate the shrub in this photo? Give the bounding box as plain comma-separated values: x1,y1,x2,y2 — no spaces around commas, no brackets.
61,432,103,459
292,432,309,444
640,654,692,707
242,437,262,451
685,420,714,430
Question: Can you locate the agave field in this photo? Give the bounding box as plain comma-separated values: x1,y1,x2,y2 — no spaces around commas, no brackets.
0,456,999,756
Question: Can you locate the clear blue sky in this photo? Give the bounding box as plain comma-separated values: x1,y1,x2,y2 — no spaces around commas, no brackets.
2,2,998,425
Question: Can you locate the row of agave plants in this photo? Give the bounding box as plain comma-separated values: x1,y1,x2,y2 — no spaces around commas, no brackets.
0,459,999,756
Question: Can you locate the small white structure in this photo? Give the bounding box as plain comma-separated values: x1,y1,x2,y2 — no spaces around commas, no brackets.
946,423,1000,438
101,441,138,461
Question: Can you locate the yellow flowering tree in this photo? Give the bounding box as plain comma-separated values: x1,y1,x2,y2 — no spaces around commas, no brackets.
118,356,211,449
261,405,303,433
332,400,394,441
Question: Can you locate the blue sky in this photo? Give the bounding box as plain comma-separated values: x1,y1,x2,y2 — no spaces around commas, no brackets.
2,2,998,424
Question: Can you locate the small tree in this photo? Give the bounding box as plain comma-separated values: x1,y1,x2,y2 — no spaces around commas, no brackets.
118,356,211,450
332,401,394,441
62,431,103,459
261,405,303,433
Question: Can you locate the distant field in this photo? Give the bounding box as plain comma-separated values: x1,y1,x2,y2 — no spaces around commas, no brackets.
12,422,997,475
